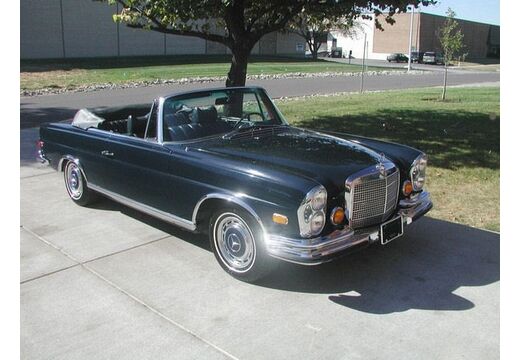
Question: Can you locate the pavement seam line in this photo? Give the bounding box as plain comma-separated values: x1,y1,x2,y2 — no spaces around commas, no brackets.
21,226,240,359
20,263,81,285
21,225,82,264
81,235,172,265
83,263,240,360
20,171,57,180
20,226,171,284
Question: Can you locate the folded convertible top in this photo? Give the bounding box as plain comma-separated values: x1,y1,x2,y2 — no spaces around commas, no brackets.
71,109,104,129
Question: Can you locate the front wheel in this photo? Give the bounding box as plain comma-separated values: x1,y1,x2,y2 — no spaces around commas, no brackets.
63,161,97,206
209,207,273,282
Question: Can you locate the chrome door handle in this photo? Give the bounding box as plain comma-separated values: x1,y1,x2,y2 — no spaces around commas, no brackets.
101,150,114,157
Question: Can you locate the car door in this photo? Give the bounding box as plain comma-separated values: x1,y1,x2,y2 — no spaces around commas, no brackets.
95,102,178,214
69,126,117,191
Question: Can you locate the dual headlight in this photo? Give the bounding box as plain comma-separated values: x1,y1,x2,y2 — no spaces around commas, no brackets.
297,185,327,238
410,154,428,191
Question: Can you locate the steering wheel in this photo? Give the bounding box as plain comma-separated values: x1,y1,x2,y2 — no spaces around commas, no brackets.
245,112,264,122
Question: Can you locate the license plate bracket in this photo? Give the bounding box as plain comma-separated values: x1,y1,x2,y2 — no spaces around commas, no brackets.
380,216,404,245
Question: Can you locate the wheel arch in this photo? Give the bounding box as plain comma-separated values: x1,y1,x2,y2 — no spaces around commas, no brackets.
192,193,267,235
58,155,89,183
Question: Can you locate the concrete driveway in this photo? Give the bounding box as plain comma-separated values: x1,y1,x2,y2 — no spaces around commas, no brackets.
20,127,499,359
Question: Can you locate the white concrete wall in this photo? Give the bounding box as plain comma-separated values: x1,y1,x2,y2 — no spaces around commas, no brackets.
20,0,303,59
166,35,206,55
277,32,306,56
118,26,165,56
20,0,64,59
329,17,389,60
61,0,118,58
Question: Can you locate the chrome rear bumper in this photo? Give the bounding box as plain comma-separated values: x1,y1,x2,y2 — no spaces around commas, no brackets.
265,191,432,265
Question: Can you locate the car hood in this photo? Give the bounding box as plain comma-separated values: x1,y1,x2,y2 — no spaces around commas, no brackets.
177,126,385,194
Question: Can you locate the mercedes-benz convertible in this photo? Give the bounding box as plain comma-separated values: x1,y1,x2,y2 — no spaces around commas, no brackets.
38,86,432,282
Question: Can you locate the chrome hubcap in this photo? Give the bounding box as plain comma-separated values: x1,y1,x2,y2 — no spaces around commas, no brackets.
215,213,256,272
65,163,83,200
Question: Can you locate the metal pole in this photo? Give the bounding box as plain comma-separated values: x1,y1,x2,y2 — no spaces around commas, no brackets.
360,32,366,93
407,6,415,72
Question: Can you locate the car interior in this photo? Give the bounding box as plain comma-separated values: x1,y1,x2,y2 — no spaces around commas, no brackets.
163,105,234,141
74,90,281,142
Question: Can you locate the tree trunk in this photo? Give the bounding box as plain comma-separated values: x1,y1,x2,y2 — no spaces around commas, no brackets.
311,47,318,60
442,64,448,100
226,46,250,87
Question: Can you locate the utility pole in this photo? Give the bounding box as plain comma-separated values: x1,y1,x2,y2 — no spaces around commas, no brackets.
360,32,367,93
407,6,415,72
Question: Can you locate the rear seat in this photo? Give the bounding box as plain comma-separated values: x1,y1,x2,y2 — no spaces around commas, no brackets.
98,114,148,137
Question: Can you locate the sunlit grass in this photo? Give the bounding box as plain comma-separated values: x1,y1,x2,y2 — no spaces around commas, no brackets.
20,55,392,91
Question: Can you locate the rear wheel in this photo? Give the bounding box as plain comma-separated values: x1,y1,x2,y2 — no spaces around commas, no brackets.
209,207,272,282
63,161,97,206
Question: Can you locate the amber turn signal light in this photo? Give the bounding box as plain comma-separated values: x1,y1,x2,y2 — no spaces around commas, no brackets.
330,207,345,225
402,180,413,197
272,213,289,225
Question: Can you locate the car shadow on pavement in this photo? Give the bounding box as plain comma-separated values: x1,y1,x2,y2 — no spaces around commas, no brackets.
258,217,499,314
87,197,499,314
86,198,211,251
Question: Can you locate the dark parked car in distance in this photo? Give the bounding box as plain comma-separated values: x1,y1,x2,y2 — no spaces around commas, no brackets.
410,51,424,63
386,53,409,63
38,86,432,282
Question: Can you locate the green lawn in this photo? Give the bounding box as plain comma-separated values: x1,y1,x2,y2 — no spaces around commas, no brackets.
21,55,390,91
276,87,500,232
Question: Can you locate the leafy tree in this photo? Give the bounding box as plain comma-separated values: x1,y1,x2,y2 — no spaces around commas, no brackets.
289,12,361,60
438,8,465,100
104,1,433,87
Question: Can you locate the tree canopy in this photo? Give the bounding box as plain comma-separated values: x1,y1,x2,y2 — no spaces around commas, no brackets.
438,7,465,100
289,11,362,60
104,0,435,86
438,8,465,65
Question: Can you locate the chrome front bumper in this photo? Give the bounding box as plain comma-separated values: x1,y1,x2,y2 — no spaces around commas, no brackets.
265,191,432,265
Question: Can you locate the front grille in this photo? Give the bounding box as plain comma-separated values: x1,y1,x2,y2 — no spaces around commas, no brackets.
348,170,399,229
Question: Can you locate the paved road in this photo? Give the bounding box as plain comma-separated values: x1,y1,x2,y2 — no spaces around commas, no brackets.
21,70,499,128
20,127,500,359
323,57,500,72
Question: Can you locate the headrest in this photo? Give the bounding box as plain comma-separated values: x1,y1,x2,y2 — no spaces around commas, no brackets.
165,111,191,126
192,106,217,123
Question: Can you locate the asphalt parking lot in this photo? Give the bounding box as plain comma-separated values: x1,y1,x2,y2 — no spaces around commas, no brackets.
20,127,499,359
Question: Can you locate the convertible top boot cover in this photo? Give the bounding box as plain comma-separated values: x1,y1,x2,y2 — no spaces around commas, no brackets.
71,109,105,130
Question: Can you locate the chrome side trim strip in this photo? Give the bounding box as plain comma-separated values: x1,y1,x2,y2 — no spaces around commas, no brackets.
88,183,196,231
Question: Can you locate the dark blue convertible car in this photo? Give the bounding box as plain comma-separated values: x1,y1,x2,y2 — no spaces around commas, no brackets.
38,86,432,282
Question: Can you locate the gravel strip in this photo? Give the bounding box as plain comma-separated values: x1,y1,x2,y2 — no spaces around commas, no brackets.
21,70,426,97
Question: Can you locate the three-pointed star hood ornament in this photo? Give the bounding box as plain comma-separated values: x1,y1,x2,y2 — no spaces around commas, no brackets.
376,153,386,177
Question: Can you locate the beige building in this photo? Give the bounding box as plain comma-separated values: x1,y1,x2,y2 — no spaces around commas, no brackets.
330,12,500,61
20,0,305,59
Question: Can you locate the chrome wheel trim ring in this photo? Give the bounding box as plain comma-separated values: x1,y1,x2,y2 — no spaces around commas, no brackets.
213,212,256,273
65,162,83,200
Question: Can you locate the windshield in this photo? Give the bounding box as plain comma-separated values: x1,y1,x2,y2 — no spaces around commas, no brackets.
162,88,287,142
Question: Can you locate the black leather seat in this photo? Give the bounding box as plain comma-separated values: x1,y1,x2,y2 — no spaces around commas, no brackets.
166,106,232,141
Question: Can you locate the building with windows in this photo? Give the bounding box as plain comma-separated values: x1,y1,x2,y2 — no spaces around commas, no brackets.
326,12,500,61
20,0,305,59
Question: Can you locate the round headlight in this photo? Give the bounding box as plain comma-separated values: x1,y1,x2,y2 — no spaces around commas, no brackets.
311,187,327,210
410,155,427,191
297,185,328,238
310,212,325,234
